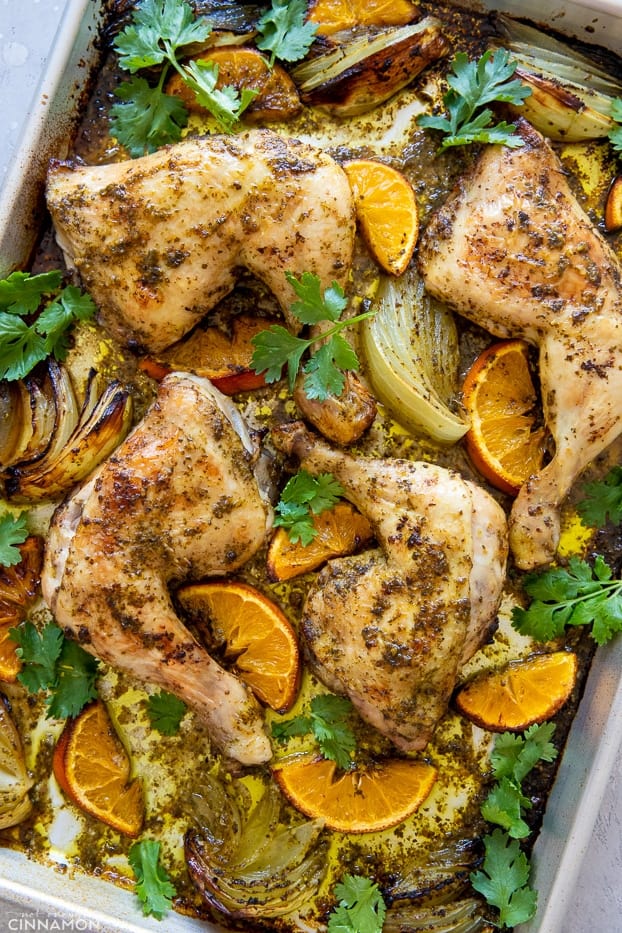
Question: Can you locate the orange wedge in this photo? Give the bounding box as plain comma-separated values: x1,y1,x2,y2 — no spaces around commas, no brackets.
52,700,144,837
343,160,418,275
167,46,302,123
273,756,436,833
462,339,548,496
307,0,418,35
0,536,43,682
176,581,300,713
454,652,578,732
266,502,374,582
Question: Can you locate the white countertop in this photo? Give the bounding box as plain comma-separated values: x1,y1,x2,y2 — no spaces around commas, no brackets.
0,1,621,930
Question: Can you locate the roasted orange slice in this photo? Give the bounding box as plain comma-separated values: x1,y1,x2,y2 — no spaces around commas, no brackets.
343,159,418,275
176,581,300,713
454,652,578,732
167,46,302,123
0,536,43,682
307,0,418,35
273,756,436,833
52,700,144,837
140,314,274,394
462,340,548,496
266,502,374,582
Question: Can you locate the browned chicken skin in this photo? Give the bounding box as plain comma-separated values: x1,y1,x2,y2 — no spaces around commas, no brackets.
418,119,622,570
46,129,355,354
271,422,507,752
41,373,274,765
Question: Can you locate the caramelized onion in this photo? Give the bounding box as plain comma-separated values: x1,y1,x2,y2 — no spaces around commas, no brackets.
362,271,468,444
0,694,32,830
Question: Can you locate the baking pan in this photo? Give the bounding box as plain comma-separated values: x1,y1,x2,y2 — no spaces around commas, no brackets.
0,2,621,931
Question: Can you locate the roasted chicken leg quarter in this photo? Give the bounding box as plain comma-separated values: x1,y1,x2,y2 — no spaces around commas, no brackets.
271,422,508,752
41,373,274,765
418,118,622,570
46,129,355,354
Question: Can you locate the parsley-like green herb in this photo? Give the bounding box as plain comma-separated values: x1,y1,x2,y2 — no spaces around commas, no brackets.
511,554,622,646
418,49,531,150
576,465,622,528
110,0,257,156
272,693,356,769
147,690,187,735
9,621,99,718
0,512,29,567
327,874,386,933
251,271,373,400
472,724,557,926
129,839,176,919
274,469,344,544
608,98,622,153
0,271,95,382
256,0,318,68
470,829,537,929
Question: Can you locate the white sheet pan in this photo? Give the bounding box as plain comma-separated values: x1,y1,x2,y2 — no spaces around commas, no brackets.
0,1,621,930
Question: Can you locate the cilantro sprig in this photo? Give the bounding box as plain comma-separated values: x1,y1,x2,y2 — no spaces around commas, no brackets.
272,693,356,769
512,554,622,646
9,620,99,719
147,690,187,735
0,512,29,567
251,271,373,400
129,839,176,919
471,724,557,927
327,874,386,933
256,0,318,68
576,465,622,527
418,49,532,150
274,469,344,545
0,270,95,382
608,98,622,153
110,0,257,156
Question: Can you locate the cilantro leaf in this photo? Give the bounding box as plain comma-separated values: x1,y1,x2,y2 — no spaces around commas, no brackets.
609,98,622,153
147,690,187,735
418,49,531,150
0,512,29,567
256,0,318,68
576,466,622,527
481,776,531,839
328,874,386,933
274,470,344,544
114,0,212,73
251,271,373,399
0,270,63,314
10,621,64,693
47,639,99,719
470,829,537,928
491,723,557,786
0,273,96,382
182,60,258,132
129,839,176,920
512,555,622,645
272,694,356,768
110,76,188,157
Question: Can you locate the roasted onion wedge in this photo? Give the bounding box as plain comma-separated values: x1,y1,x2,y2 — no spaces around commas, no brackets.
0,694,33,829
291,18,449,116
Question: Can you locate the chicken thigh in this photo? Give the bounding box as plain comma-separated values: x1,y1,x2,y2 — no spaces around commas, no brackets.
271,422,507,752
418,119,622,569
42,373,273,765
46,129,355,354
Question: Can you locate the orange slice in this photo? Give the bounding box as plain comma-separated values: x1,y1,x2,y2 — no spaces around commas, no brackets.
176,581,300,713
166,47,302,123
52,700,144,837
266,502,374,582
0,536,43,682
454,652,578,732
461,339,548,496
307,0,418,35
343,159,418,275
273,756,436,833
